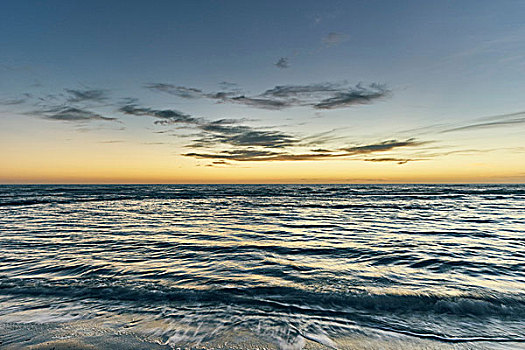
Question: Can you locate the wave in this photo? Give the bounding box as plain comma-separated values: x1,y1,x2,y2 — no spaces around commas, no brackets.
0,278,523,319
1,184,524,207
1,278,524,346
1,184,524,346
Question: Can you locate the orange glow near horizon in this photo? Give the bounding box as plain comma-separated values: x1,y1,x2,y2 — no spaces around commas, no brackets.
1,120,524,184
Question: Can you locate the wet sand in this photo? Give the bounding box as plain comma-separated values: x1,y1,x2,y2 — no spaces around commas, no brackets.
3,321,522,350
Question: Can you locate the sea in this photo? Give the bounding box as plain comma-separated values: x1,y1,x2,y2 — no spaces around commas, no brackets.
0,184,524,349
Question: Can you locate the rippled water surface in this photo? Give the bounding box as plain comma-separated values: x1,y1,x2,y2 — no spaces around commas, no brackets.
0,184,524,349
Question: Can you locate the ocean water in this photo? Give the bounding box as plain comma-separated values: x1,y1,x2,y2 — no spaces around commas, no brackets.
0,184,524,349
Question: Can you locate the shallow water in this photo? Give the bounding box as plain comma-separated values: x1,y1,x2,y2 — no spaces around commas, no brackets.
0,184,524,349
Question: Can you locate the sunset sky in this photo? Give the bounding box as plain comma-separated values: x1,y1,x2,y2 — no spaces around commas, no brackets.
1,0,524,183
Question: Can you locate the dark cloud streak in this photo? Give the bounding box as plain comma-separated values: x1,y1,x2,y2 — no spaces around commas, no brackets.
314,83,389,109
441,112,525,133
228,95,295,110
144,83,205,99
364,158,416,165
195,123,298,148
65,89,109,103
184,138,426,162
118,104,201,125
341,139,427,154
37,107,117,122
146,81,389,110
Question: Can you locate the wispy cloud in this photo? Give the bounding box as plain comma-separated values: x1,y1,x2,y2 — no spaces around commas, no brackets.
364,157,417,165
35,107,117,122
119,104,201,125
341,139,427,154
185,149,284,161
7,79,522,170
4,88,115,124
184,150,418,163
144,83,205,99
120,102,298,148
227,95,295,110
117,99,429,164
184,138,426,163
299,128,349,146
260,82,343,98
313,83,389,109
0,89,120,124
146,81,389,110
65,89,109,103
195,121,298,148
5,83,439,166
441,111,525,133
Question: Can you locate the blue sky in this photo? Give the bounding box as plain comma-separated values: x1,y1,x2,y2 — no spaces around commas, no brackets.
1,0,524,183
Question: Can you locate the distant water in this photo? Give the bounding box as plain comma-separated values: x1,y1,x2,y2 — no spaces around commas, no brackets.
0,184,524,349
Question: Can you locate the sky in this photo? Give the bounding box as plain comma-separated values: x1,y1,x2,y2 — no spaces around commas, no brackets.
1,0,524,183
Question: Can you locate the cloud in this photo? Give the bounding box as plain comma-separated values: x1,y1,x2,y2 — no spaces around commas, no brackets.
144,83,205,99
441,111,525,133
37,107,117,122
119,102,298,148
322,32,347,47
254,82,389,110
195,121,298,148
146,81,389,110
118,104,201,125
364,158,416,165
122,101,425,163
228,95,296,109
185,149,351,162
145,83,243,104
341,139,426,154
184,138,427,162
65,89,109,103
300,128,349,146
185,149,285,161
314,83,389,109
10,89,115,123
184,150,415,163
261,82,343,98
212,160,230,165
275,57,289,69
